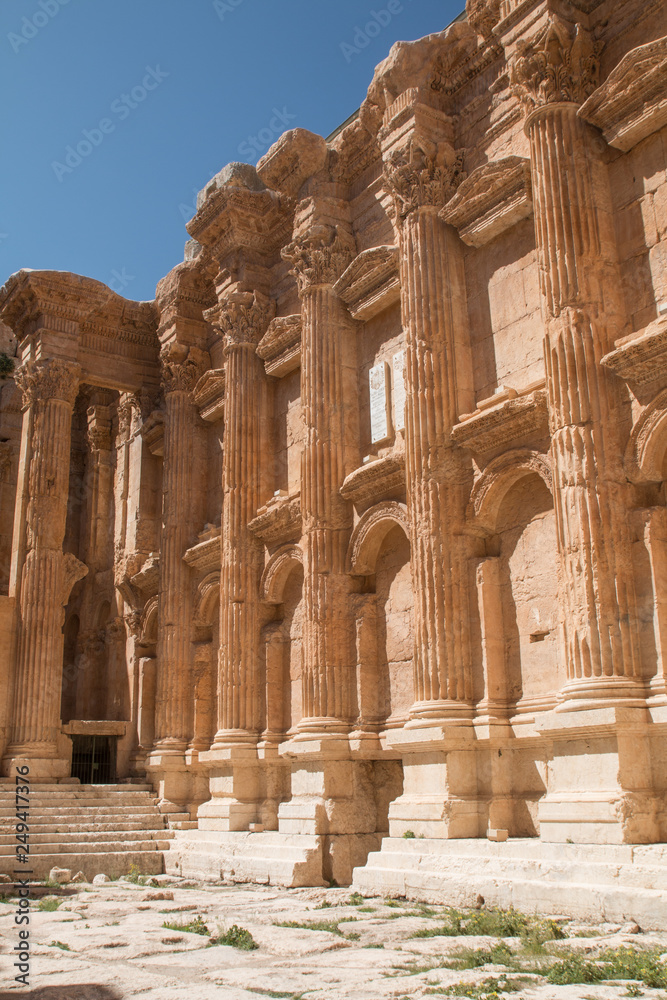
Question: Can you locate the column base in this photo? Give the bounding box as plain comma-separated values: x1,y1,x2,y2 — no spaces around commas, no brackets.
144,752,193,813
556,676,647,712
385,724,481,839
197,745,261,832
2,753,70,781
537,706,666,843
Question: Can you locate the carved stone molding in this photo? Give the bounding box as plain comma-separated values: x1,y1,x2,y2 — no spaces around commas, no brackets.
129,552,160,598
140,410,164,457
14,359,81,411
440,157,532,247
579,35,667,151
248,493,302,547
62,553,88,609
466,0,501,39
207,289,275,350
160,344,209,395
260,544,303,603
626,388,667,483
193,369,226,422
340,454,405,506
453,385,549,458
383,137,466,219
509,15,600,112
601,315,667,386
86,404,112,453
282,225,357,293
333,246,401,321
257,128,328,197
346,501,410,576
183,525,222,574
257,315,302,377
470,448,553,532
193,571,220,630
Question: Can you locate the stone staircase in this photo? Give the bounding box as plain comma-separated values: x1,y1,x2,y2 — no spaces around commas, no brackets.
0,783,177,880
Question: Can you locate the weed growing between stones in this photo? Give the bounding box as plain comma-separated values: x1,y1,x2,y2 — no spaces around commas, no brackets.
38,897,63,912
49,941,71,950
348,892,365,905
125,863,149,885
547,947,667,988
426,974,529,997
162,914,209,935
409,906,565,943
212,924,259,950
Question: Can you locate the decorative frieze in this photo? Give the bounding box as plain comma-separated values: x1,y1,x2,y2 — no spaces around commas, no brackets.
601,316,667,386
333,246,400,321
440,157,532,247
256,315,302,377
340,455,405,506
453,385,549,458
248,493,302,546
579,35,667,151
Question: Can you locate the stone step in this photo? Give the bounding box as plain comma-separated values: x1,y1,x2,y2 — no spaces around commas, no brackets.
352,838,667,931
165,829,324,887
0,818,168,834
0,805,163,818
168,820,198,830
0,837,170,858
0,828,174,846
0,849,165,880
0,784,154,793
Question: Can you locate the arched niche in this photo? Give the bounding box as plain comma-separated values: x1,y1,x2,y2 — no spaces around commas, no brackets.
346,501,410,577
347,502,413,727
260,545,303,605
470,449,553,535
191,573,220,753
627,388,667,483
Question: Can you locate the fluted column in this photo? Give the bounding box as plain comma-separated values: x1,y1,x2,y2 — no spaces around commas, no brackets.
212,290,274,745
382,129,473,724
511,15,642,707
282,226,357,732
5,360,82,770
153,345,208,751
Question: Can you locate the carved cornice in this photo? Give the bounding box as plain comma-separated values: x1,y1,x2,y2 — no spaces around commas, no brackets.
183,525,221,573
466,0,501,39
453,385,549,458
340,454,405,506
62,553,88,608
257,315,302,377
129,553,160,597
282,225,356,293
160,344,209,395
383,137,466,219
256,129,328,197
331,118,381,185
333,246,400,321
193,368,226,421
156,261,217,336
601,315,667,386
509,15,600,112
579,35,667,151
440,156,532,247
14,359,81,411
248,493,302,546
186,164,292,268
207,289,275,350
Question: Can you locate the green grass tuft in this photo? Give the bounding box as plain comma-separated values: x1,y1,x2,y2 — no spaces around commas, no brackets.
162,914,209,936
49,940,70,951
214,923,259,950
38,897,63,912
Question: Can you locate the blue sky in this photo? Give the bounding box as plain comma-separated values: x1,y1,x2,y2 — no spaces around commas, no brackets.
1,0,463,302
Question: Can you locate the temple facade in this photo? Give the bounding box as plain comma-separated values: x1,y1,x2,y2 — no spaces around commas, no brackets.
1,0,667,918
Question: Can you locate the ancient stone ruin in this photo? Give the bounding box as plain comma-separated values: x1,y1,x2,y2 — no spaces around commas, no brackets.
1,0,666,924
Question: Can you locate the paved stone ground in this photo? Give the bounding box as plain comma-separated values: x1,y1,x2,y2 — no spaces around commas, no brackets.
0,879,666,999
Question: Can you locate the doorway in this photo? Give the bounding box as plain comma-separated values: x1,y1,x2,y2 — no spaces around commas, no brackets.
70,735,117,784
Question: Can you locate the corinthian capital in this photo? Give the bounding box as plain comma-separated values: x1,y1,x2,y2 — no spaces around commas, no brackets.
209,289,275,349
509,15,599,112
14,359,81,411
383,138,465,220
160,344,209,395
282,225,356,294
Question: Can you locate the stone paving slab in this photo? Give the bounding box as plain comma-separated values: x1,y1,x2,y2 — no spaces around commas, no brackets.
0,880,666,999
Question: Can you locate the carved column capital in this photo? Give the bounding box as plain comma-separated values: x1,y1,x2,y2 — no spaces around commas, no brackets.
160,344,209,395
210,289,275,351
383,138,466,220
282,225,356,294
14,359,81,411
509,14,600,113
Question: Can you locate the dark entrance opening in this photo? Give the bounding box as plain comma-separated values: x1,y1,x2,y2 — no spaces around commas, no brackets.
70,735,117,784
